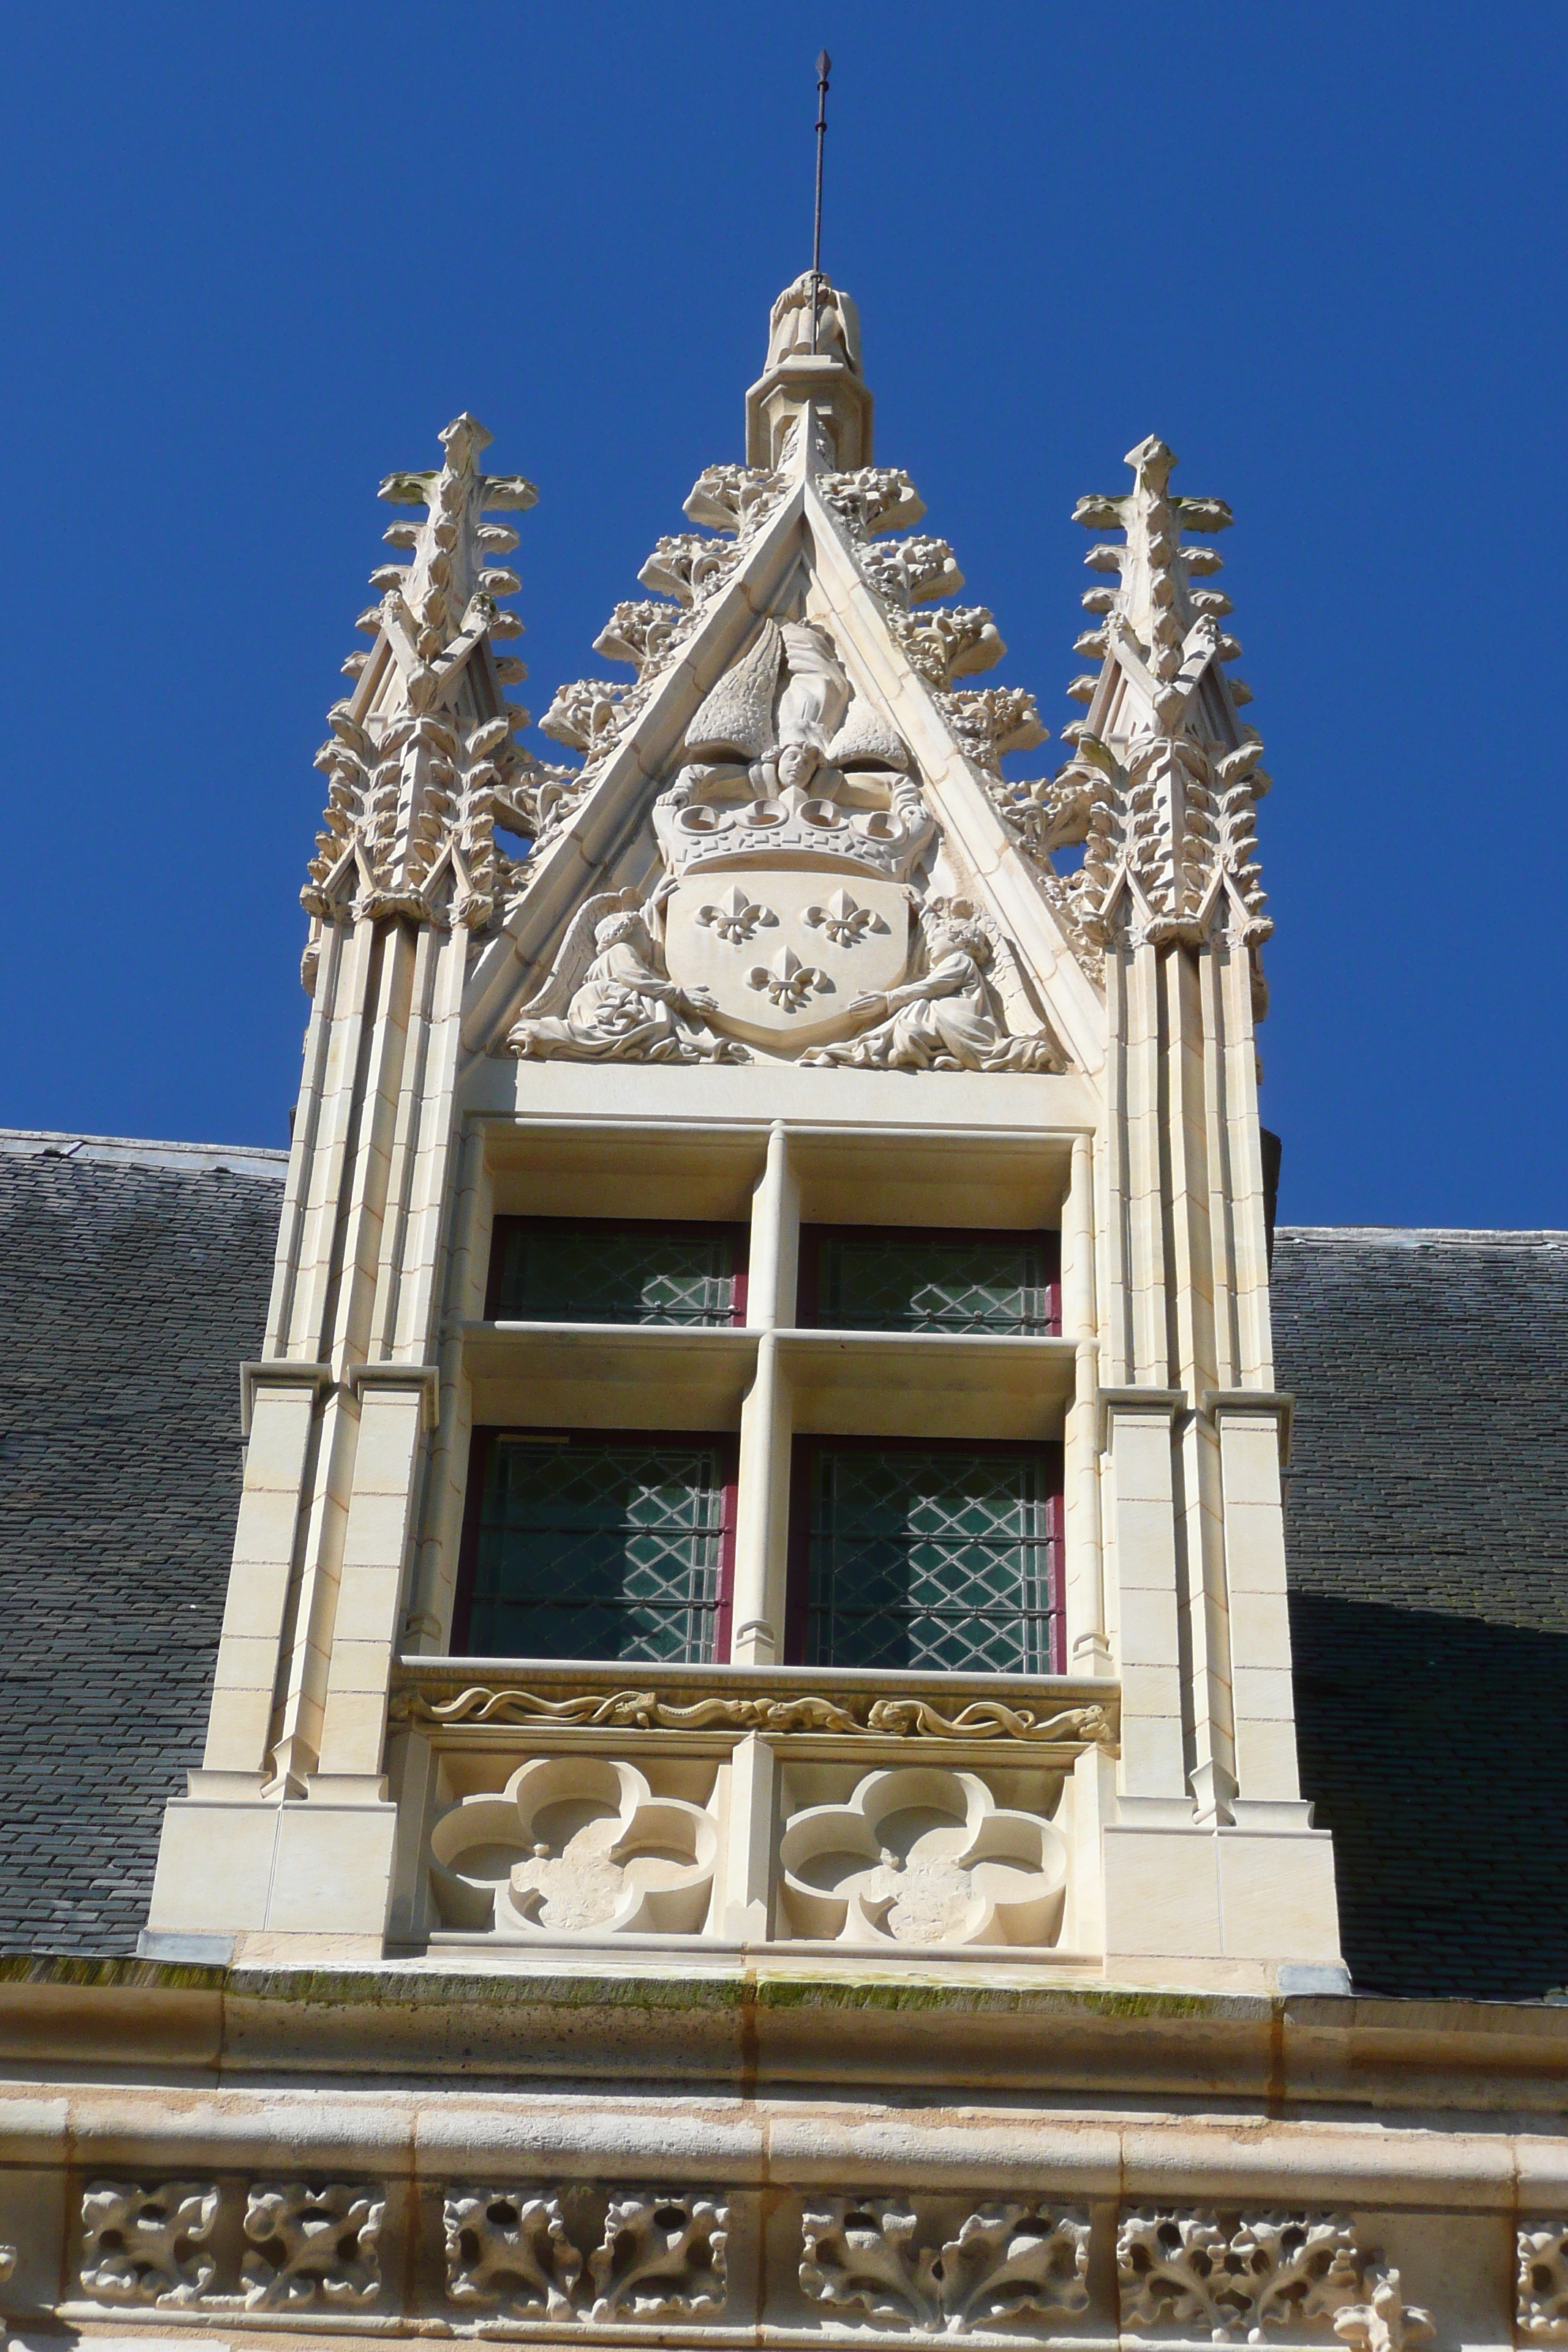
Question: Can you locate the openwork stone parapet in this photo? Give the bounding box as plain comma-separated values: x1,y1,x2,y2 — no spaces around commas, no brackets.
49,2187,1461,2343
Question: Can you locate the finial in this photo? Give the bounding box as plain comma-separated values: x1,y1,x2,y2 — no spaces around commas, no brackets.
812,50,832,355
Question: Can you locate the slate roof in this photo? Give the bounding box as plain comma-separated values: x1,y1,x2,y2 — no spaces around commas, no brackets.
0,1138,1564,1999
0,1132,283,1953
1273,1225,1568,2002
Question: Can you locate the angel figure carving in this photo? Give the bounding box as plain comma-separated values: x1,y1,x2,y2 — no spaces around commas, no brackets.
803,905,1063,1074
507,905,746,1064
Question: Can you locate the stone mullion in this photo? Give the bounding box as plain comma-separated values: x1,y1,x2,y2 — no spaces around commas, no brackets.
1099,941,1133,1387
264,918,352,1359
1125,938,1168,1385
365,916,445,1365
1163,945,1235,1824
1200,938,1240,1392
287,914,382,1362
328,921,419,1373
730,1125,799,1670
410,1123,487,1653
1220,935,1275,1386
390,923,469,1362
1062,1133,1109,1675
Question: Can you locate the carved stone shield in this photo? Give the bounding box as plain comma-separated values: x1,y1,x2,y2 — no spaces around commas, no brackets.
663,870,913,1052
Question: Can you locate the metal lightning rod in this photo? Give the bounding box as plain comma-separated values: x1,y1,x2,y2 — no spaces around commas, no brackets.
810,49,832,355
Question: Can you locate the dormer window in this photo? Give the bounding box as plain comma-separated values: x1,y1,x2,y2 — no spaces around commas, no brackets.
488,1218,747,1327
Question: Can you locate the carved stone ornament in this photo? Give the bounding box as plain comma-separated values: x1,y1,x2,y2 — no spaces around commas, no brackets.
429,1754,717,1938
80,2182,219,2307
506,891,747,1065
1334,2270,1436,2352
509,554,1063,1067
1117,2209,1363,2340
444,2190,581,2319
800,899,1064,1073
800,2195,1089,2334
1519,2225,1568,2339
391,1680,1113,1747
778,1767,1067,1947
304,415,584,940
445,2188,727,2322
978,434,1271,979
241,2182,384,2310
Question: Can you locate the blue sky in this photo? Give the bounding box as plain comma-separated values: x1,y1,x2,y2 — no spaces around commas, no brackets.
2,3,1564,1226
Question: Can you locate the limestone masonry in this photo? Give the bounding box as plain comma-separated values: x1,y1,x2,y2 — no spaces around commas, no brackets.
1,277,1564,2352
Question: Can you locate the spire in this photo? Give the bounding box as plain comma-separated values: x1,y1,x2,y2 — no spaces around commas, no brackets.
746,271,872,471
302,416,582,941
1044,436,1271,954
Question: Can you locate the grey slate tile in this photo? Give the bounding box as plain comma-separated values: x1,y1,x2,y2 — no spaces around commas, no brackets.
0,1147,279,1955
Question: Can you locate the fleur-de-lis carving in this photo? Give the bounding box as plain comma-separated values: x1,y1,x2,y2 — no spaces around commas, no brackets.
804,888,889,949
695,884,777,946
747,945,832,1011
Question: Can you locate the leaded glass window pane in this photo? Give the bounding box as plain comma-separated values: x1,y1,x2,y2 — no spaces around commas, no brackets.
813,1231,1054,1335
804,1447,1057,1674
493,1222,736,1326
469,1438,727,1662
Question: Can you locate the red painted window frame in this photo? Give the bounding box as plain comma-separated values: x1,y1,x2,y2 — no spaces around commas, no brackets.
484,1216,750,1325
785,1432,1066,1675
453,1425,740,1663
796,1224,1062,1335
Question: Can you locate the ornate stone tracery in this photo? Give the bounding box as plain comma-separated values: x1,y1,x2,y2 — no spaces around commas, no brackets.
799,2197,1090,2334
79,2182,219,2307
429,1756,718,1938
304,415,580,943
1116,2210,1363,2340
777,1766,1067,1947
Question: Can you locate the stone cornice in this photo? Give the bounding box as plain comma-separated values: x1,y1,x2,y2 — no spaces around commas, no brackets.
3,1956,1568,2128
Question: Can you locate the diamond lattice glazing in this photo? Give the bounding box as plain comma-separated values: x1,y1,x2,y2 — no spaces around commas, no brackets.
470,1439,726,1662
814,1232,1055,1334
494,1224,736,1326
805,1447,1057,1673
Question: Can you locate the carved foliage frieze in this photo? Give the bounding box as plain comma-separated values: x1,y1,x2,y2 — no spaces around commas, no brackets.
1117,2211,1362,2340
444,2188,728,2322
59,2186,1447,2343
242,2182,385,2310
75,2182,384,2314
390,1679,1112,1748
80,2182,219,2307
1519,2225,1568,2340
799,2196,1089,2334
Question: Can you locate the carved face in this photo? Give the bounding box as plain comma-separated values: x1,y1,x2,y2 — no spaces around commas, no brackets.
930,920,990,966
595,912,648,953
776,742,823,795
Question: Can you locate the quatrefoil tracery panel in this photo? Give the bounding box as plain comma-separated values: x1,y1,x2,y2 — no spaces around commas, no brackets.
778,1766,1066,1948
429,1757,717,1939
